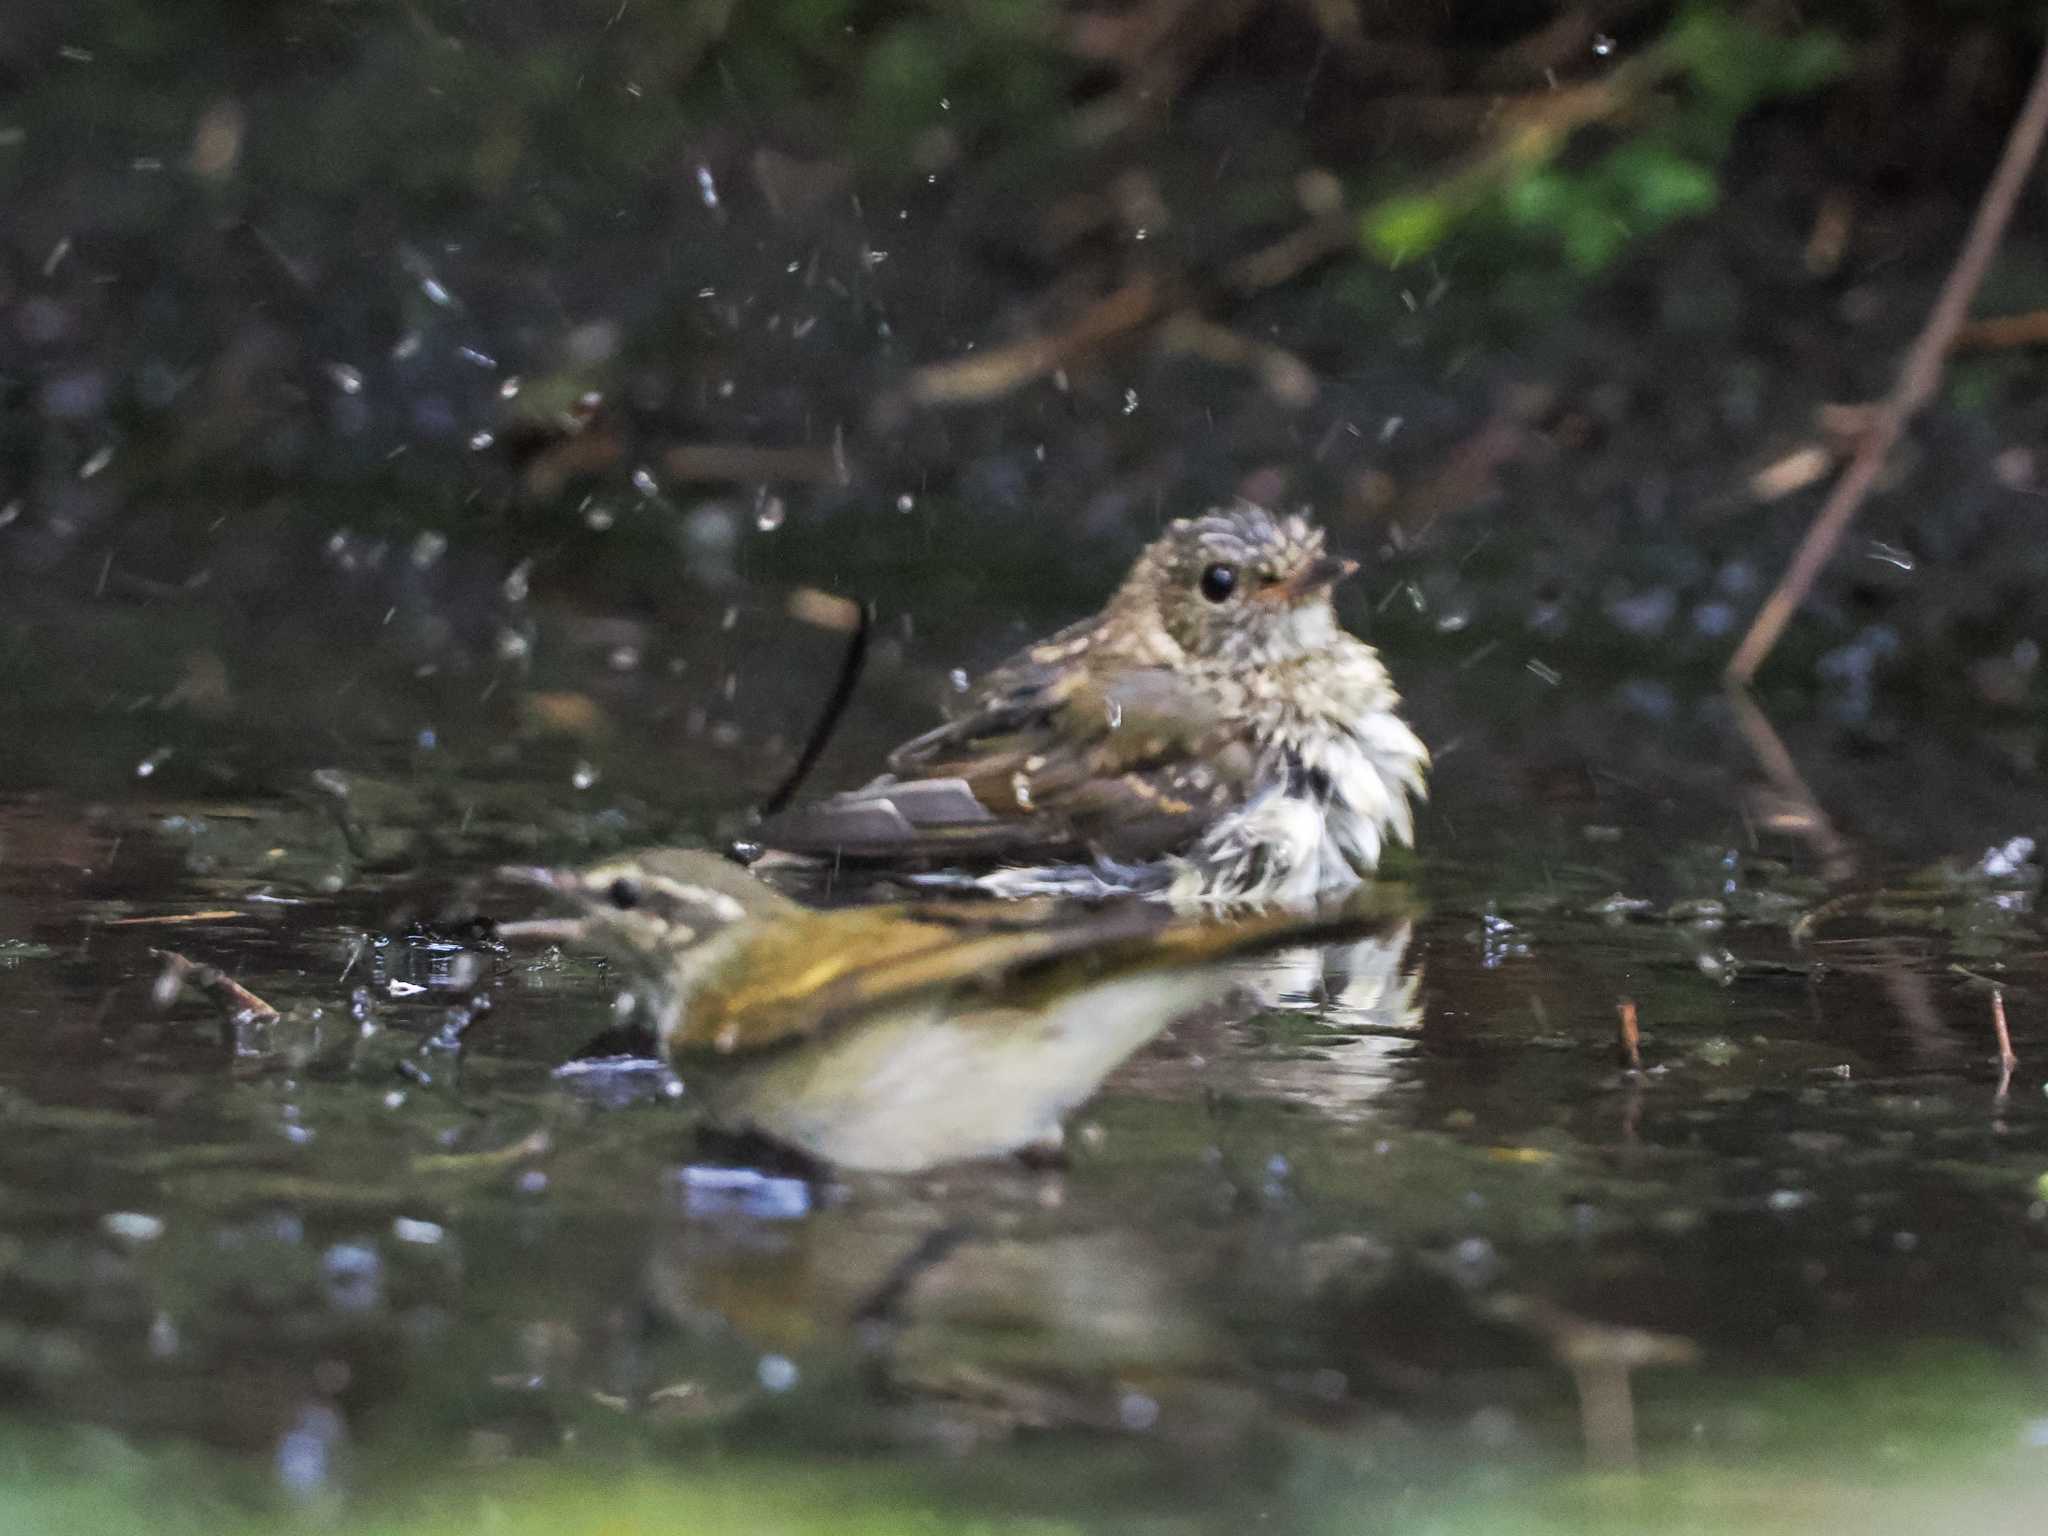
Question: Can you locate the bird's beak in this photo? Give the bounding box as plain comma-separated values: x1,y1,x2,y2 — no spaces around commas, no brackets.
495,916,592,946
493,865,590,945
496,864,575,893
1262,554,1359,601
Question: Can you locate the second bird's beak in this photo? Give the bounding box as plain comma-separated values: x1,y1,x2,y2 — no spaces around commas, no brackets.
497,864,575,893
493,864,593,946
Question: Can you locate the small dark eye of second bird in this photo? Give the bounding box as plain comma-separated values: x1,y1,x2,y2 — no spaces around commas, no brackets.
1199,563,1238,602
607,878,641,910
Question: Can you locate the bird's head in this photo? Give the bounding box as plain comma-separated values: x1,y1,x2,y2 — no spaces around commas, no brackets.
495,848,792,975
1116,505,1358,665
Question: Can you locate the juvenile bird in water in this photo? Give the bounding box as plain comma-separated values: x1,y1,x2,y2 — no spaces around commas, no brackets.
498,848,1408,1171
756,504,1428,905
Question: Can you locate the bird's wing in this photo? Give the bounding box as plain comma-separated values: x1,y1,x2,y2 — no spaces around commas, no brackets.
757,663,1257,865
681,899,1153,1051
680,892,1412,1053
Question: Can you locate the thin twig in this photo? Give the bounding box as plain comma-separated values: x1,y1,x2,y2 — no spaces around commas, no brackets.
1616,998,1641,1071
1992,987,2017,1099
1727,688,1950,1053
1155,311,1317,406
105,910,245,926
1727,38,2048,684
749,599,873,825
1726,685,1857,884
150,948,280,1024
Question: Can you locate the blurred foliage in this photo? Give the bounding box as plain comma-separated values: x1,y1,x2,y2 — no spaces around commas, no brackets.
1364,5,1849,271
3,1341,2046,1535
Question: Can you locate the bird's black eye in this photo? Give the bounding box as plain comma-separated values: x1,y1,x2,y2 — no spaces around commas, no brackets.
1199,563,1237,603
606,877,641,911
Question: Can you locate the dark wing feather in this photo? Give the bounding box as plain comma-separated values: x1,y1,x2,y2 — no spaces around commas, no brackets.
756,651,1258,866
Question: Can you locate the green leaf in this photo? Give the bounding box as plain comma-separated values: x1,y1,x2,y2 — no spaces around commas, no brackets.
1362,194,1452,263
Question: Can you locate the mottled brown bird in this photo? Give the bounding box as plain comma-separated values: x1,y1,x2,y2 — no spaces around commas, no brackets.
757,504,1428,904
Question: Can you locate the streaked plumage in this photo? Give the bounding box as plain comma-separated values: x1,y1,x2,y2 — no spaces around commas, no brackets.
757,504,1429,905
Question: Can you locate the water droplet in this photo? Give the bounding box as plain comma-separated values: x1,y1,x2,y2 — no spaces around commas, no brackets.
696,164,721,210
78,444,114,479
455,345,496,370
321,1242,382,1313
755,494,786,531
1591,33,1616,56
1122,388,1139,415
275,1403,346,1501
101,1211,166,1243
948,668,971,692
1118,1392,1161,1431
391,1216,444,1245
502,561,532,603
135,747,171,779
497,375,522,400
327,363,364,395
420,276,454,308
467,430,494,451
632,466,660,498
896,493,915,513
757,1354,799,1392
571,762,599,791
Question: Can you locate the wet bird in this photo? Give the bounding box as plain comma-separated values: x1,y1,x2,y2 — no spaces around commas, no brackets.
498,848,1408,1171
756,504,1428,904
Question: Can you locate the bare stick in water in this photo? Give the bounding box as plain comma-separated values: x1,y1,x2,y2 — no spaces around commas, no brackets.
1992,987,2017,1100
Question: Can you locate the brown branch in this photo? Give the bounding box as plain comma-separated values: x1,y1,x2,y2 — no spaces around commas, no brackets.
1727,38,2048,684
1953,309,2048,353
895,277,1163,410
1223,212,1354,295
1155,312,1318,407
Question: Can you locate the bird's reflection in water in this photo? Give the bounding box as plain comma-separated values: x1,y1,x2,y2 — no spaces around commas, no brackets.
504,850,1422,1442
